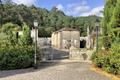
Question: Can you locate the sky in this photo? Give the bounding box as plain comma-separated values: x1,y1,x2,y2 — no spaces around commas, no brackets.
11,0,105,17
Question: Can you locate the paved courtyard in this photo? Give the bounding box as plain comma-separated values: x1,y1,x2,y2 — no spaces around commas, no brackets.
0,62,111,80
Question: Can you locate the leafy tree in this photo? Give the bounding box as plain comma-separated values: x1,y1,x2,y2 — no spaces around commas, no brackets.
1,3,101,37
63,16,71,27
20,23,32,45
38,27,47,37
45,27,55,37
2,22,20,34
1,23,20,45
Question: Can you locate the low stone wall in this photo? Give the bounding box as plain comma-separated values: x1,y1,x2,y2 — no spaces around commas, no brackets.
69,48,93,61
37,38,51,47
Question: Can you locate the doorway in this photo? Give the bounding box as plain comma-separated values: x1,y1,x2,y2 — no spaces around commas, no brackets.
80,40,86,48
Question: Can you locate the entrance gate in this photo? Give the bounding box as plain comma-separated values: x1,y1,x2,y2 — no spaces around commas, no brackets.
40,46,69,62
37,38,69,62
37,38,92,62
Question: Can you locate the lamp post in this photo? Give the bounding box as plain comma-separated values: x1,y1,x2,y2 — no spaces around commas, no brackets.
95,18,100,53
34,20,38,69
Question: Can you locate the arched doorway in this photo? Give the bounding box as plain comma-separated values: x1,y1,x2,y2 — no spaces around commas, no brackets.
80,40,86,48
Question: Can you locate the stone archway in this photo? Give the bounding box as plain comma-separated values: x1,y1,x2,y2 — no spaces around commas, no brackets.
80,40,86,48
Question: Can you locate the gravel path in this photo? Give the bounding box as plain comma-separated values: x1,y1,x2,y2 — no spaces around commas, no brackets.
0,62,111,80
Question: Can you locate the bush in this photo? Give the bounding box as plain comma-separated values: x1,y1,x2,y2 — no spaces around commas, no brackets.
91,50,108,68
20,23,32,45
103,36,112,50
0,45,34,70
91,43,120,75
103,53,120,74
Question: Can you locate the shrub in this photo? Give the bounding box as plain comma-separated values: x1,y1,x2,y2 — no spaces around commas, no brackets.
0,45,34,70
1,23,20,34
103,36,112,50
103,43,120,74
103,53,120,74
91,50,108,68
91,43,120,75
20,23,32,45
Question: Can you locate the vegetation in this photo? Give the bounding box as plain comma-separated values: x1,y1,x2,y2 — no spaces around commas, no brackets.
0,0,119,72
0,45,34,70
0,22,34,70
91,43,120,75
102,0,120,49
0,0,101,37
92,0,120,75
20,23,32,45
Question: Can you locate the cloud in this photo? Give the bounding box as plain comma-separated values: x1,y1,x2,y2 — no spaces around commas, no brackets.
56,4,64,11
74,6,90,13
12,0,37,6
55,0,90,16
11,0,104,17
55,1,104,17
80,6,104,17
65,1,90,16
66,5,90,16
67,1,87,8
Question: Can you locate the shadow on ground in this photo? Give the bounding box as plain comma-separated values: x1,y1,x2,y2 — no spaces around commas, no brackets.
0,46,70,78
0,62,60,78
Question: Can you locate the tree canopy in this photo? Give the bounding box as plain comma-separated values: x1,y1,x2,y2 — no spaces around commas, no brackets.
101,0,120,49
0,2,101,37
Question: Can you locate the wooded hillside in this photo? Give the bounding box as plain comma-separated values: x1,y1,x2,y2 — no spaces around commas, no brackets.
0,1,101,37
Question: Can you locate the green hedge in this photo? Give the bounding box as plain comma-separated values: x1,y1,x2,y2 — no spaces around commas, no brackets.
91,43,120,75
0,45,34,70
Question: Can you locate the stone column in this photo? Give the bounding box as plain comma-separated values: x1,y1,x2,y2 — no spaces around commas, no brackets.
86,26,91,49
31,28,38,42
57,32,62,49
51,33,55,47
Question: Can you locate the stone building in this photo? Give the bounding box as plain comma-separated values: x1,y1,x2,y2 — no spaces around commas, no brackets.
51,27,80,49
18,26,96,50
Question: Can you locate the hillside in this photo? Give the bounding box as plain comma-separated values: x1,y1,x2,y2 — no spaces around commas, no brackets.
0,3,101,37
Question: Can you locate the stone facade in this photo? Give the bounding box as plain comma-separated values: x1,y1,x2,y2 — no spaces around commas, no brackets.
18,27,95,50
51,27,80,49
69,46,93,61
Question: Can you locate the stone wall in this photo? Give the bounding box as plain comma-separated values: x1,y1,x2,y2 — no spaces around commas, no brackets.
37,38,51,47
62,31,80,48
51,30,80,49
69,47,93,61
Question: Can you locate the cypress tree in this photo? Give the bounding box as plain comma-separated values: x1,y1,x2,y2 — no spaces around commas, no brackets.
109,0,120,42
102,0,117,49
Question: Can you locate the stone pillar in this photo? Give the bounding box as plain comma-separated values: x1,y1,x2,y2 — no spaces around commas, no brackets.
51,33,55,47
87,26,90,36
31,28,38,42
54,33,57,48
86,26,91,49
57,32,62,49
